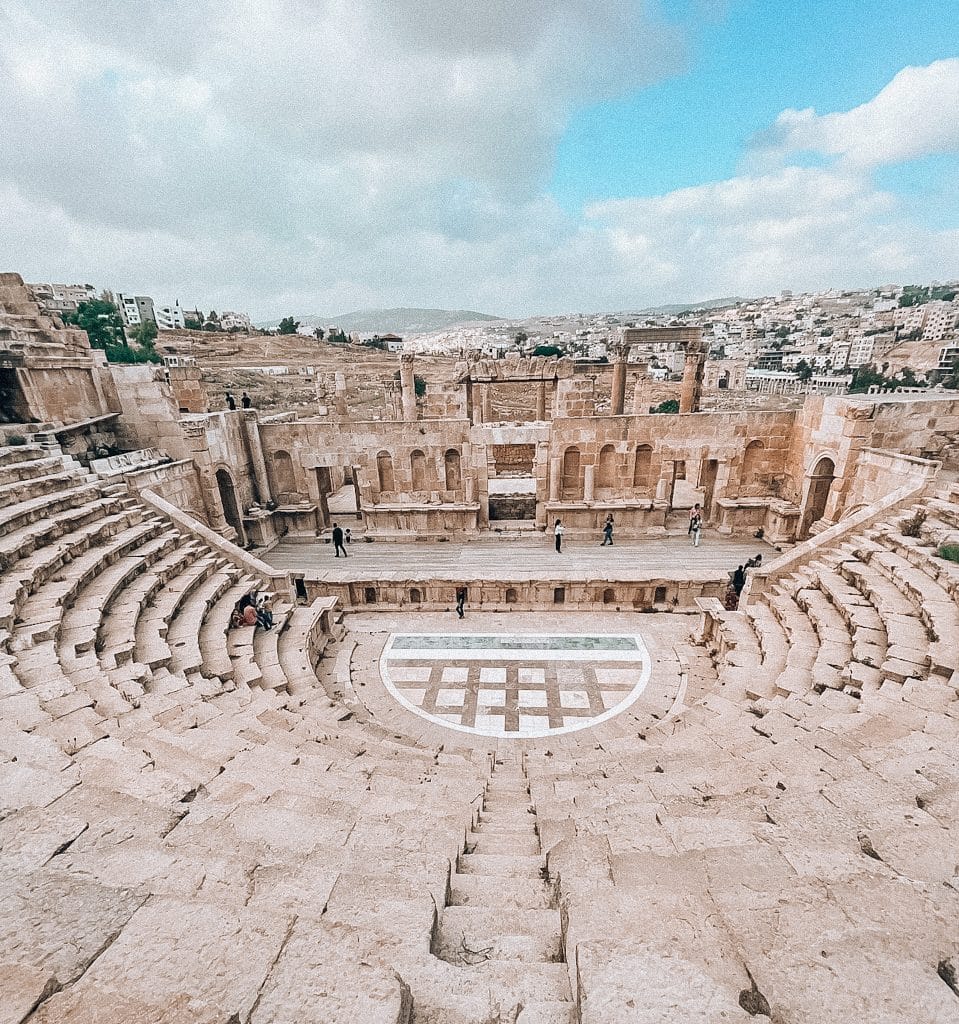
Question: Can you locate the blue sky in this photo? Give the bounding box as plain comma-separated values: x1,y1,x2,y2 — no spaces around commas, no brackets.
552,0,959,212
1,1,958,317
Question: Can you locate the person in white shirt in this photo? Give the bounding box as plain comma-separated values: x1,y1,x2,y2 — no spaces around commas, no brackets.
554,519,565,553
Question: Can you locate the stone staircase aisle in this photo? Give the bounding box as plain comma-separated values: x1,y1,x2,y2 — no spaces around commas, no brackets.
426,754,575,1023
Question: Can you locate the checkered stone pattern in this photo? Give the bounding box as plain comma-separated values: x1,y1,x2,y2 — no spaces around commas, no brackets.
380,634,651,738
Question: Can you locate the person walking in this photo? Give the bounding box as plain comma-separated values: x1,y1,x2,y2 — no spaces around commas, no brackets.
732,564,746,595
332,522,348,557
690,510,702,547
241,391,252,409
601,513,614,546
455,586,467,619
225,392,236,410
554,518,565,553
688,503,702,536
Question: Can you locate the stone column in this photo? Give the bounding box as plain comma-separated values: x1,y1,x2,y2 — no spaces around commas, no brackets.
482,384,493,423
333,372,348,418
241,410,273,506
536,381,547,420
548,456,561,501
679,348,705,414
399,354,417,422
583,464,595,503
610,353,627,415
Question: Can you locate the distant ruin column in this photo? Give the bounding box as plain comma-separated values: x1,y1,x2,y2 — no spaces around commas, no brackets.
333,372,348,418
536,381,547,420
610,352,628,415
583,464,595,503
399,354,418,422
482,384,493,422
631,362,650,415
679,346,706,414
548,456,561,501
241,411,273,506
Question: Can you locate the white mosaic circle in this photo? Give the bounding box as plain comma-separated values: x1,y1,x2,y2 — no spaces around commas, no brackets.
379,633,652,738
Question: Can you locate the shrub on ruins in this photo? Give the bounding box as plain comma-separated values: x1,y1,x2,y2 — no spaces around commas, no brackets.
532,344,563,357
277,316,300,335
939,543,959,564
651,399,679,414
901,509,927,537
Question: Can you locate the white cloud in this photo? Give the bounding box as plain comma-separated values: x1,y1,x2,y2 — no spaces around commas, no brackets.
0,4,956,317
755,58,959,169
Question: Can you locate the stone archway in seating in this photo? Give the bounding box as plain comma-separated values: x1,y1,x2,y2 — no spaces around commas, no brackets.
799,456,835,539
215,467,245,545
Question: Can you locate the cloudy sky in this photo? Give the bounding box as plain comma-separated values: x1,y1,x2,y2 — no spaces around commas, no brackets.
1,0,958,319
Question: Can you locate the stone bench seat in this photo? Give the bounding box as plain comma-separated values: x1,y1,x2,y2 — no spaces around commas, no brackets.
249,604,294,691
197,577,263,682
0,441,46,465
0,453,68,488
0,476,104,539
0,467,89,511
166,567,245,677
8,517,166,651
0,493,127,573
0,511,142,637
57,530,186,664
96,540,206,670
135,554,221,671
792,586,852,692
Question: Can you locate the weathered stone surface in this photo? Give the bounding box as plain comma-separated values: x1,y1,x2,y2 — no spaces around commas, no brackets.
250,919,412,1024
0,870,144,984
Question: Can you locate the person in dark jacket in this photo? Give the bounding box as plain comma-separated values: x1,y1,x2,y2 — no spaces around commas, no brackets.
332,523,348,557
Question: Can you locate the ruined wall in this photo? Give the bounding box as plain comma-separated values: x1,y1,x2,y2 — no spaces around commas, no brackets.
108,365,194,459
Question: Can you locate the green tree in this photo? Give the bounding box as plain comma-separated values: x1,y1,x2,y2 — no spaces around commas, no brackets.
532,344,563,357
132,319,158,346
184,317,203,330
515,330,529,345
277,316,300,335
64,298,126,350
314,327,325,340
651,399,680,414
794,358,813,381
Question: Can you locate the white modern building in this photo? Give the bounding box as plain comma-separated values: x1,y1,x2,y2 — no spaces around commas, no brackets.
116,293,156,327
220,310,253,332
155,301,186,331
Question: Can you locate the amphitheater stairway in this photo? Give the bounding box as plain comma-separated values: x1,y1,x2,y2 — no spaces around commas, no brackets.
421,754,575,1024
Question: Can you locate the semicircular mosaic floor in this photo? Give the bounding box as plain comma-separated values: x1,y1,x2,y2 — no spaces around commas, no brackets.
379,632,652,738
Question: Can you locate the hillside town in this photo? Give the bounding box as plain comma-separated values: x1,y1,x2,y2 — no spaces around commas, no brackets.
28,279,959,398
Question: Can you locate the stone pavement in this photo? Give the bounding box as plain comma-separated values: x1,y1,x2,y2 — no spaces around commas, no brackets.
263,532,768,582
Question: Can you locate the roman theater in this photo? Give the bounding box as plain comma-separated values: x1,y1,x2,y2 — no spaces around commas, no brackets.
1,271,958,1022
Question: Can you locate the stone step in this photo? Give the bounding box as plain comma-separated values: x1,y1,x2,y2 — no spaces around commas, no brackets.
483,793,533,811
457,853,544,878
476,807,537,827
434,906,563,964
448,873,553,911
515,1002,576,1023
474,814,538,836
467,830,541,856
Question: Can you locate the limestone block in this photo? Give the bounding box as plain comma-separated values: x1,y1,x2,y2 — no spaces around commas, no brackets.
0,870,144,984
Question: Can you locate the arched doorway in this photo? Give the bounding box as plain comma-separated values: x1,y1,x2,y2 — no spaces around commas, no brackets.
215,467,244,544
800,456,835,538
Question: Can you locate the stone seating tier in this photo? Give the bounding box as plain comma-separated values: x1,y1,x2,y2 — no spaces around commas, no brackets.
0,441,958,1021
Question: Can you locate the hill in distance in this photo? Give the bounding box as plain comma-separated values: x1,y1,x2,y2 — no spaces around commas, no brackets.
634,296,746,316
266,307,503,335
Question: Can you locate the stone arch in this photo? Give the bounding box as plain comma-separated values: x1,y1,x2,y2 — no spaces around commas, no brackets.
215,467,244,544
632,444,653,490
409,587,422,604
410,449,428,491
270,449,295,501
740,439,765,494
596,444,617,490
560,446,583,500
602,587,616,604
376,451,395,493
505,587,518,604
444,448,462,491
799,455,836,538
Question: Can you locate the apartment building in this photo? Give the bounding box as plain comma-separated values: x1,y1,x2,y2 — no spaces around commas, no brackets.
28,282,97,315
155,301,186,331
116,293,156,327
